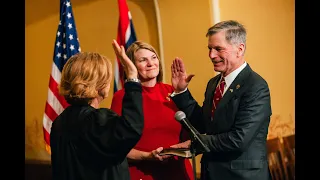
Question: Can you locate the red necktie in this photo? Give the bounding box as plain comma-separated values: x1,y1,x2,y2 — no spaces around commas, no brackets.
211,77,226,118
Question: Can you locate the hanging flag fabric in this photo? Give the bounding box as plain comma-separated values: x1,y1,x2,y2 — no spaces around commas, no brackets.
43,0,81,154
114,0,137,93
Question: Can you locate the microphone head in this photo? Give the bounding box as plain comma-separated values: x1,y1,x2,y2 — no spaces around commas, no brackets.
175,111,186,121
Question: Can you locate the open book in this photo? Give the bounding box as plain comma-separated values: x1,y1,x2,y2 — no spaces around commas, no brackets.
159,148,192,158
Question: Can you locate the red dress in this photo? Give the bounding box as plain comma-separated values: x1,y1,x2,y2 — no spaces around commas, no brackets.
111,82,194,180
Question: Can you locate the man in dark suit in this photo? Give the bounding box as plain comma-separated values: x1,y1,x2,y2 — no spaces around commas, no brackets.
170,20,272,180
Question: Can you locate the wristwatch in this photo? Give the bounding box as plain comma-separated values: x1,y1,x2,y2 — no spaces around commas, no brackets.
125,78,141,83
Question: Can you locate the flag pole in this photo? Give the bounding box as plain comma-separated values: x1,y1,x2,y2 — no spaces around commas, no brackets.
153,0,165,83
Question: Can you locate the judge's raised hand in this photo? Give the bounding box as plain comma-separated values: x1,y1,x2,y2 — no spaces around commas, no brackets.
112,39,137,79
171,57,194,93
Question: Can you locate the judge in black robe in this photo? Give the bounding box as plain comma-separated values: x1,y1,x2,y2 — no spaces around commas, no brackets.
50,45,143,180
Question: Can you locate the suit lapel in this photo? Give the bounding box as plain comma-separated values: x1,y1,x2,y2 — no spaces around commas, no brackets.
214,64,252,117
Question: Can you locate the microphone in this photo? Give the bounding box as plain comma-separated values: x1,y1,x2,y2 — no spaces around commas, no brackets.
175,111,210,153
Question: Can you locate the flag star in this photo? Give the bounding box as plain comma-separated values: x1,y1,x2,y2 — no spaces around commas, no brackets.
56,53,61,58
78,47,81,52
56,41,61,47
63,44,66,49
69,34,73,40
63,54,67,60
63,33,66,38
67,13,72,19
66,1,71,7
68,23,73,29
70,45,75,51
77,38,79,41
59,21,62,25
57,31,60,37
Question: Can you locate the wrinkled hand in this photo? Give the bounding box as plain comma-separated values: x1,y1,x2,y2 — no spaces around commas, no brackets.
170,140,191,149
112,39,137,79
145,147,172,161
171,57,194,93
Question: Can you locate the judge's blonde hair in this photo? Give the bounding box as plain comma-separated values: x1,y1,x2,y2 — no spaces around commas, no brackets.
59,52,112,105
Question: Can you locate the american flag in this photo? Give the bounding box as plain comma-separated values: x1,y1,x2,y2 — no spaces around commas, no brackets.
114,0,137,93
43,0,81,154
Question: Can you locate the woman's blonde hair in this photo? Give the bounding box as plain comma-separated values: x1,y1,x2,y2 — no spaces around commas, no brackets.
126,41,163,82
59,52,112,105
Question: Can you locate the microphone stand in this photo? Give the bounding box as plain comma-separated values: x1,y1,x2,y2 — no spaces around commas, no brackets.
188,128,210,180
175,111,210,180
189,135,197,180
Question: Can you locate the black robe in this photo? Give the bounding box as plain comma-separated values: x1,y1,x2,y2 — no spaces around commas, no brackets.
50,82,143,180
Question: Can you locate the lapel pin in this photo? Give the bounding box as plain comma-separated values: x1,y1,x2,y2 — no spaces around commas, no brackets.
236,84,240,89
229,89,233,93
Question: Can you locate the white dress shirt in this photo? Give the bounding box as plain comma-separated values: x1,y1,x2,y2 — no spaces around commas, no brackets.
221,61,247,96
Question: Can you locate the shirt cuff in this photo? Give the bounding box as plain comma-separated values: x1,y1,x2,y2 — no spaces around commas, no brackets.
170,88,188,97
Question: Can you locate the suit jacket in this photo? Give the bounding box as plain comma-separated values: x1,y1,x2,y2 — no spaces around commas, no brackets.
50,82,144,180
172,64,272,180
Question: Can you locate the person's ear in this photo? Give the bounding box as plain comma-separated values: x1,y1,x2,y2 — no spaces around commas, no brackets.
237,43,245,57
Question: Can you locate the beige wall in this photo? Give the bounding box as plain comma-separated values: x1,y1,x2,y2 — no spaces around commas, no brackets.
25,0,294,171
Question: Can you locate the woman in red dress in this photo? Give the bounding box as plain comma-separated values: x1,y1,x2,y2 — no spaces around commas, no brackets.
111,41,194,180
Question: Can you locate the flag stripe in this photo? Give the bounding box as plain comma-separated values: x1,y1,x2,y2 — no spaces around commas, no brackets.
44,102,59,124
47,88,64,116
51,62,62,84
125,18,131,43
43,127,51,146
49,75,69,108
43,112,54,135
